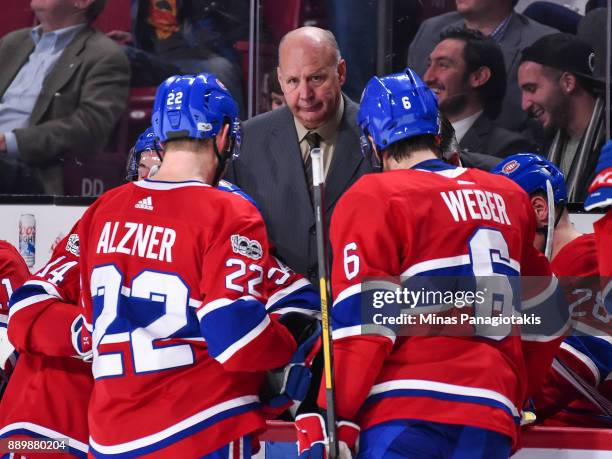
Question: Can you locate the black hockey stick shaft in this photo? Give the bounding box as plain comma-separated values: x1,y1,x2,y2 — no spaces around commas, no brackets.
311,147,338,458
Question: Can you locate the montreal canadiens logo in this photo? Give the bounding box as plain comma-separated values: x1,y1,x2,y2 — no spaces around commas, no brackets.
502,160,519,174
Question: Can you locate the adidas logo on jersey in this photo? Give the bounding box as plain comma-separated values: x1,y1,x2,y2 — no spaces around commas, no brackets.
135,196,154,210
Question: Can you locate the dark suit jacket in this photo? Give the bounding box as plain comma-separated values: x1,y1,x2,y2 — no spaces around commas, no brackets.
228,97,372,284
407,11,558,132
460,113,536,159
0,26,130,194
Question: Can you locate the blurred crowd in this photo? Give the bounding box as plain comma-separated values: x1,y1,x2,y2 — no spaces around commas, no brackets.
0,0,609,200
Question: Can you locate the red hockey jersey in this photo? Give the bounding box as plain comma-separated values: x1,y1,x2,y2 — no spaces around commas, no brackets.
320,159,562,446
0,224,91,458
78,179,304,458
595,212,612,302
594,209,612,275
0,241,29,374
551,233,602,334
534,232,612,427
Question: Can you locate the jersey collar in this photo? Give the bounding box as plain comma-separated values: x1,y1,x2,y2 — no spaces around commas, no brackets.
134,179,211,190
412,159,457,172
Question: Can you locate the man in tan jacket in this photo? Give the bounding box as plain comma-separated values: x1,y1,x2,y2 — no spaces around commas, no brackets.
0,0,130,195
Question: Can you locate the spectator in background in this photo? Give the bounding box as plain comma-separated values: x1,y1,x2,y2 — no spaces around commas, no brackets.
109,0,247,114
263,67,286,112
407,0,557,133
0,0,130,195
518,33,605,200
424,27,535,159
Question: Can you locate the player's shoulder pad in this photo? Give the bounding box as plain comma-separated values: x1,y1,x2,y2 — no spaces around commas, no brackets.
334,174,395,219
207,185,264,225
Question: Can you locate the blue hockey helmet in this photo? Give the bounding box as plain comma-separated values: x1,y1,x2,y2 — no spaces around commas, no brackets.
134,126,161,153
126,127,163,181
492,153,568,204
152,73,241,152
358,68,439,169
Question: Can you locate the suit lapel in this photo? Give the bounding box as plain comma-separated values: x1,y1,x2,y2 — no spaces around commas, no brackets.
269,107,315,224
29,26,92,125
325,97,364,212
0,34,34,97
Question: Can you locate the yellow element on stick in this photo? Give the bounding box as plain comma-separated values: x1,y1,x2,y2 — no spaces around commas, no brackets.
320,278,333,389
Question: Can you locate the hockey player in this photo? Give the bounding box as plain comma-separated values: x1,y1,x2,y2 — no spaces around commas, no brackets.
492,154,586,260
1,221,91,458
492,154,611,427
0,128,170,458
126,126,165,181
77,73,317,459
1,111,318,458
0,242,29,385
585,140,612,310
296,69,561,459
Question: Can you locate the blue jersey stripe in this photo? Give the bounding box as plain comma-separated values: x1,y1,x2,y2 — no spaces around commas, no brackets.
266,285,320,316
89,402,259,458
365,389,520,424
200,298,268,359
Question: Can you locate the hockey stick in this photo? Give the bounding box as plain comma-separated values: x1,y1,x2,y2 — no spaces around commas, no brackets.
544,180,555,260
552,357,612,417
311,147,339,459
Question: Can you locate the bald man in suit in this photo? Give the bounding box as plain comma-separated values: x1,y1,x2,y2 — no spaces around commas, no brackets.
228,27,372,285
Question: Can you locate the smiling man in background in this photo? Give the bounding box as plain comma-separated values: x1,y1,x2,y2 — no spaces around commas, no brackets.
424,27,534,161
518,33,604,200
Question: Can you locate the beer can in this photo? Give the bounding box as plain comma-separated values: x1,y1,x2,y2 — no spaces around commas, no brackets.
19,214,36,268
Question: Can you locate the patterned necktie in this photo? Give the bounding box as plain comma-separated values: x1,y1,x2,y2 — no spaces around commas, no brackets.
304,131,321,204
